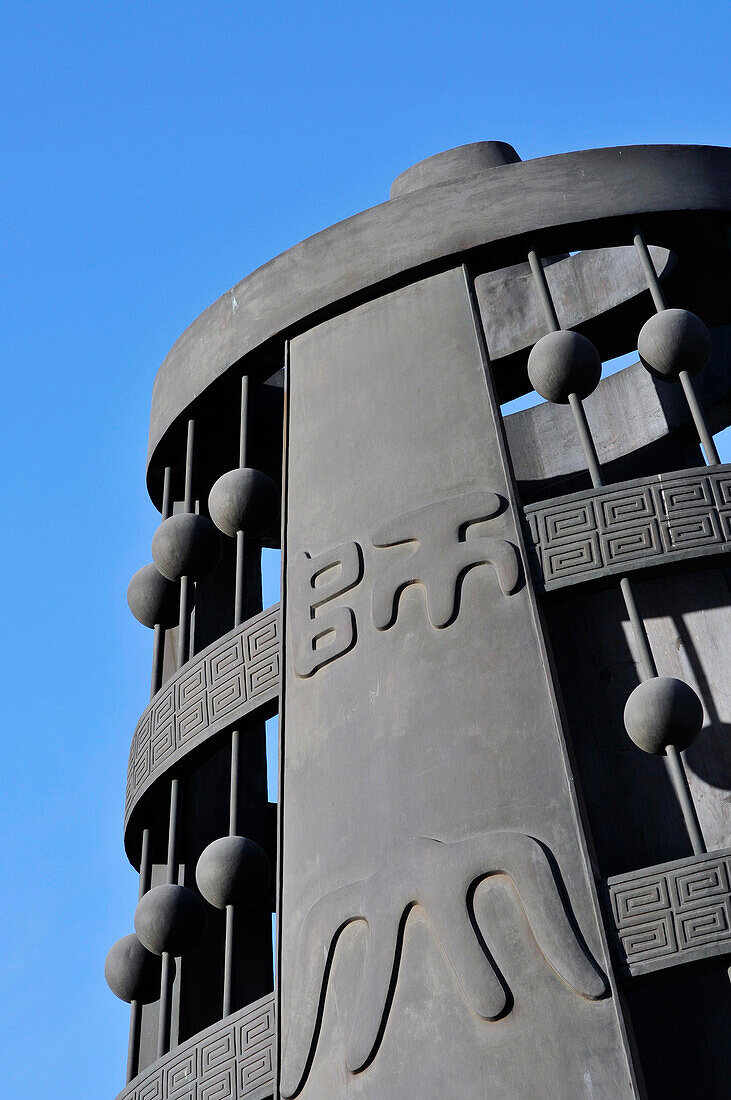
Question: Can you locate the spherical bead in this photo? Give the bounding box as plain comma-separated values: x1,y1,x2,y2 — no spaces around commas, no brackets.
127,563,179,629
527,330,602,404
637,308,711,381
104,933,166,1004
624,677,704,755
196,835,271,910
151,513,222,582
208,468,280,538
134,884,207,956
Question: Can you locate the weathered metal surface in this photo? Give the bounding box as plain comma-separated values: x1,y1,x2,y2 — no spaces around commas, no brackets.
476,245,674,361
116,993,275,1100
608,849,731,977
124,604,280,845
147,145,731,478
279,267,640,1098
523,464,731,591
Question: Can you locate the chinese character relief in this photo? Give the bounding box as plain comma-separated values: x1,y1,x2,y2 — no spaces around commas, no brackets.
290,541,363,677
371,490,521,629
290,491,522,678
280,832,606,1097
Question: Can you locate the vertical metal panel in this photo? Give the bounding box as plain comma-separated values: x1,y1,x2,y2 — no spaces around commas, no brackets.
279,268,640,1098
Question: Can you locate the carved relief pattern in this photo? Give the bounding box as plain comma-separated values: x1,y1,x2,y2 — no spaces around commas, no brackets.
281,831,605,1098
289,490,521,678
607,848,731,977
125,606,280,827
523,465,731,591
116,993,275,1100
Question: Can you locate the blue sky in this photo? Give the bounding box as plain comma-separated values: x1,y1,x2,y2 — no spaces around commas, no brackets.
1,2,729,1095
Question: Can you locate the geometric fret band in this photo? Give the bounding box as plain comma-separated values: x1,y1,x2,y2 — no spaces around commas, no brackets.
523,464,731,592
607,848,731,977
115,992,275,1100
124,604,281,837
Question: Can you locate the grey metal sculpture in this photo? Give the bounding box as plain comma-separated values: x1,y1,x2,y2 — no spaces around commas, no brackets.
108,140,731,1098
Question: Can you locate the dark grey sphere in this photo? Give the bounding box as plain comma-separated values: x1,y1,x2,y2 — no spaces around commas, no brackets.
104,932,166,1004
127,563,179,629
151,513,222,582
208,467,280,538
624,677,704,755
527,330,602,403
196,835,271,910
638,308,711,381
134,884,207,956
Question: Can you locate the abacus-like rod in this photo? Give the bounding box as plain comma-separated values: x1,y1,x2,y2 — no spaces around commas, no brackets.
528,249,560,331
156,953,175,1060
568,393,604,488
178,422,196,668
127,825,154,1080
234,377,250,626
679,370,721,465
126,1002,141,1083
224,376,250,1017
619,577,656,680
229,729,240,836
619,577,705,854
634,229,719,467
223,904,236,1017
166,778,180,883
633,229,667,312
533,239,705,858
150,468,173,699
530,249,605,489
157,778,180,1058
666,745,706,856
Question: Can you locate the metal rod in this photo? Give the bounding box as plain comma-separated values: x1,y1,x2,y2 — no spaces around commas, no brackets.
157,778,180,1057
150,626,165,699
620,576,705,852
635,228,719,466
223,377,251,1018
157,952,174,1059
127,1001,141,1083
126,828,153,1081
166,779,180,883
229,728,240,836
665,745,706,855
223,904,236,1017
150,468,173,700
162,465,173,521
239,375,249,468
234,531,246,629
527,249,560,331
177,577,190,668
177,423,196,668
619,577,657,680
679,370,721,465
139,827,152,900
183,420,195,512
529,248,605,489
633,229,667,312
568,392,604,488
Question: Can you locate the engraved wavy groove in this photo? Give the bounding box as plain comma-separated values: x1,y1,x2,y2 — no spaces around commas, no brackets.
280,831,606,1098
116,992,275,1100
125,605,280,834
523,464,731,592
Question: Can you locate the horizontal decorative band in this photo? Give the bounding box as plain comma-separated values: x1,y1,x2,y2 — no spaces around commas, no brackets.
523,464,731,592
125,605,281,833
607,848,731,977
117,992,275,1100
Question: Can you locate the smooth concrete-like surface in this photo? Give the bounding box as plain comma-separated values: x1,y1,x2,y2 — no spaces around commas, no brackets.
147,145,731,478
279,268,640,1098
